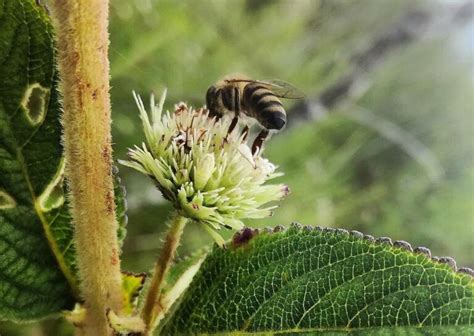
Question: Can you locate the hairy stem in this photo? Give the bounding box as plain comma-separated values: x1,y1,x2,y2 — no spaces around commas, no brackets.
49,1,122,334
141,213,187,335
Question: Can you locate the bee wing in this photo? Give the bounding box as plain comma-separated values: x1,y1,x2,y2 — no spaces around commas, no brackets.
259,79,306,99
226,79,306,99
225,78,305,99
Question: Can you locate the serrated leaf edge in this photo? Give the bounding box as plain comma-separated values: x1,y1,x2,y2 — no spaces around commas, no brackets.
193,325,474,335
230,223,474,278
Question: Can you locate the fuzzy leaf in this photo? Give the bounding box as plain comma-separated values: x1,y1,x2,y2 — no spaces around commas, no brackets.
162,225,474,334
0,0,128,321
0,0,74,321
40,168,128,288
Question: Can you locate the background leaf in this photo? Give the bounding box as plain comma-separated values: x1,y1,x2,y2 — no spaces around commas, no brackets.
162,225,474,334
0,0,128,321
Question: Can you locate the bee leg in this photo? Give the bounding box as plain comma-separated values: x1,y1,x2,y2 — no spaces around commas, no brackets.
252,129,270,155
227,116,239,135
228,87,241,135
241,125,250,141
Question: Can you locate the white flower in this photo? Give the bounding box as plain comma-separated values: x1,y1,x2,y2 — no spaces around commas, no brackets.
120,90,289,245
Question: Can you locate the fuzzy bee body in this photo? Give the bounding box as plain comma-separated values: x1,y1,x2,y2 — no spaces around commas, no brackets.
206,75,303,152
206,76,246,121
207,75,289,130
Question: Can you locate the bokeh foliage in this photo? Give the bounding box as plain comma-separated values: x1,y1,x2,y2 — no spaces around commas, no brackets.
110,0,473,274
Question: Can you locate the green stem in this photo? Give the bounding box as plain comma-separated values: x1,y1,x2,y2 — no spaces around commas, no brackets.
49,0,122,334
141,213,188,335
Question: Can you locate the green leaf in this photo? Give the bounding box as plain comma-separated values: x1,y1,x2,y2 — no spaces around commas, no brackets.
0,0,74,321
40,167,128,290
122,271,146,315
0,0,128,321
238,325,474,335
162,225,474,334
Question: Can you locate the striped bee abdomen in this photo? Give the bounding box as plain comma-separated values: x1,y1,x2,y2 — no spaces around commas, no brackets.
243,83,286,130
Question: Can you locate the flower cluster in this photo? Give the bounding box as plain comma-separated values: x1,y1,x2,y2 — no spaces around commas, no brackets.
121,90,289,245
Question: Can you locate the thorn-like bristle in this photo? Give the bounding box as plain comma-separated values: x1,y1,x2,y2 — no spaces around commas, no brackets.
363,234,375,242
112,165,119,174
376,237,393,246
393,240,413,252
120,185,127,198
290,222,302,230
414,246,431,258
273,225,285,233
438,257,457,271
350,230,363,239
336,228,349,235
458,267,474,276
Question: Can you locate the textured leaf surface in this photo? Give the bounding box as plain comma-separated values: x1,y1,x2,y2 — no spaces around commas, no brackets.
0,0,74,321
40,167,128,288
232,325,474,335
0,0,127,321
162,225,474,334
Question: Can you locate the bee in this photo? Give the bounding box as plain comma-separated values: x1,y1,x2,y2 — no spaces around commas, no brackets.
206,74,304,154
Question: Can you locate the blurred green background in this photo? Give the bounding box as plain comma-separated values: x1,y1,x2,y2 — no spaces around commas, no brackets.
2,0,473,334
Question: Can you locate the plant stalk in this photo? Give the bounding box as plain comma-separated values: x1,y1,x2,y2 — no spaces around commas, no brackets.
49,1,122,335
141,213,188,335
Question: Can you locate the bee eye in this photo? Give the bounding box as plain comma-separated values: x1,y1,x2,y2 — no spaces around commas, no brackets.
206,86,216,105
206,86,215,99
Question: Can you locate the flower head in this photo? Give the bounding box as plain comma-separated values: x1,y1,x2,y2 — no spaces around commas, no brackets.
121,90,289,245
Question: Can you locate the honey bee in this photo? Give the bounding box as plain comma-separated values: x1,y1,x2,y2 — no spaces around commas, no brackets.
206,74,304,154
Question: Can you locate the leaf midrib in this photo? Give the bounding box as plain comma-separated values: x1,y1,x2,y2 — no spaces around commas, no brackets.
15,145,78,297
